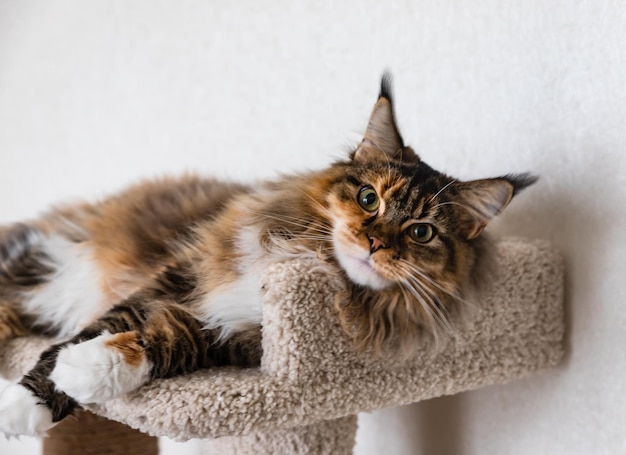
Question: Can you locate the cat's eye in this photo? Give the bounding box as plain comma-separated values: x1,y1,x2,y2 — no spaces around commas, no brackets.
408,223,436,243
357,186,380,212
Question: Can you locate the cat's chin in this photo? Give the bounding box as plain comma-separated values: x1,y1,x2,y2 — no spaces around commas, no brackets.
333,248,392,291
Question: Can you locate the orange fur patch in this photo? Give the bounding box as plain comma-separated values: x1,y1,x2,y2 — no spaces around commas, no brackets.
104,332,145,367
0,305,28,342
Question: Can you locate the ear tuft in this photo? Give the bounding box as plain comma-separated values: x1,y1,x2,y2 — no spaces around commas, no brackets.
353,72,416,165
503,173,539,195
453,173,537,239
454,178,519,239
379,71,394,104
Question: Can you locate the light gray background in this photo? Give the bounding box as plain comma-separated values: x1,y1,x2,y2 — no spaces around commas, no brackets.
1,1,624,454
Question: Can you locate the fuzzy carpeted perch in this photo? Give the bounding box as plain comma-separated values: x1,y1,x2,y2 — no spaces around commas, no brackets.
0,237,564,454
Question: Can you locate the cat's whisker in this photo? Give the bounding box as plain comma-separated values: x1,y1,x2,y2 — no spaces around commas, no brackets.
403,274,454,335
397,259,474,309
400,272,452,332
289,233,330,239
290,235,331,243
266,214,333,235
257,212,333,232
383,148,394,188
394,261,455,324
401,286,444,350
397,264,454,316
430,201,476,217
398,279,441,346
427,179,457,205
417,272,478,312
296,189,334,217
398,282,433,327
255,213,333,236
366,139,395,189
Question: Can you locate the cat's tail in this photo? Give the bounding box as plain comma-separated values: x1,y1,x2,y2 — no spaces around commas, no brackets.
0,223,52,340
0,223,52,290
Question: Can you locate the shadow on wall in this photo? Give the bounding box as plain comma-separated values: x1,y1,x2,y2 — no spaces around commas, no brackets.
409,145,614,454
493,146,615,369
357,396,466,455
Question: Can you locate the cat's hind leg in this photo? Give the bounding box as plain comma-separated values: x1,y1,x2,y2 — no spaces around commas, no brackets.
0,223,47,344
0,377,54,438
0,306,35,436
0,341,77,438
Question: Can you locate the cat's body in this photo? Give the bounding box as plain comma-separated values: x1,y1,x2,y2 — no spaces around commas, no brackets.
1,176,262,340
0,75,535,437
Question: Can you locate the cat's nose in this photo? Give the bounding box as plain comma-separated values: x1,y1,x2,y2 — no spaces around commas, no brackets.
368,235,387,254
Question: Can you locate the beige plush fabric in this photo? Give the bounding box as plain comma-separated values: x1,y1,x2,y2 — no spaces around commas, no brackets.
0,237,564,449
203,416,358,455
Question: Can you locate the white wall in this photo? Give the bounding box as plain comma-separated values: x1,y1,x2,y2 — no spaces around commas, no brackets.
1,1,625,454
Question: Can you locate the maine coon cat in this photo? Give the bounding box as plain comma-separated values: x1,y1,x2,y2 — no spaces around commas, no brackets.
0,75,535,437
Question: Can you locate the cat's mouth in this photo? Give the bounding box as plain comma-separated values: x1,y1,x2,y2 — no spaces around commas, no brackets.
333,247,392,290
332,223,393,290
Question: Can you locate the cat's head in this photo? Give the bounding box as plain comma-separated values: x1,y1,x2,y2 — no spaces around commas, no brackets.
319,74,536,353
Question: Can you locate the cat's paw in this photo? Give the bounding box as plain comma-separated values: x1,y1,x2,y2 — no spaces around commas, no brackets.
49,331,152,404
0,379,54,438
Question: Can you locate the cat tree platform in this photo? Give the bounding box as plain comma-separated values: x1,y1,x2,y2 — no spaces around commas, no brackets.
0,237,564,454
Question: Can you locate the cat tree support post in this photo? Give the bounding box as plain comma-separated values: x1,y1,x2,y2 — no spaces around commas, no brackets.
42,411,158,455
203,416,358,454
0,238,564,455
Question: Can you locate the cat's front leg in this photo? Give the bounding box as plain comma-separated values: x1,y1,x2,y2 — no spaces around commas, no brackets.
0,298,210,437
0,342,76,437
0,329,151,437
0,377,55,437
49,330,152,403
0,330,146,438
0,305,146,437
47,301,209,404
0,296,260,437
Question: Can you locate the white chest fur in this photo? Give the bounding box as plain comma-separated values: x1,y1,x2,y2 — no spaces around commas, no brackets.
196,271,264,340
193,225,265,340
21,235,106,337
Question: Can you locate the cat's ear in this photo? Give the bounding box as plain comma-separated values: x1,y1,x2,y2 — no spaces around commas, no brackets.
453,174,537,239
353,74,419,165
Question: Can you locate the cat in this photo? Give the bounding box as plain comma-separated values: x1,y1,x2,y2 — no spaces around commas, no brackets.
0,74,535,437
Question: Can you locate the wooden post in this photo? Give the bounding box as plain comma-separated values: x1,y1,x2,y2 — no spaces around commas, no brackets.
42,410,158,455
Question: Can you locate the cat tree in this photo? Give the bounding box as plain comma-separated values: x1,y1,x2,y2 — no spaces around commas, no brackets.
0,237,564,454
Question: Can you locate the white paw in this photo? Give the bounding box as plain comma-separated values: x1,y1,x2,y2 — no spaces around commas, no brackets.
49,332,152,404
0,379,54,438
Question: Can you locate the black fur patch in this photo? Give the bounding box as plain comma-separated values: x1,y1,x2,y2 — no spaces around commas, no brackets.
379,71,394,103
504,173,539,195
19,343,78,422
152,263,198,304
